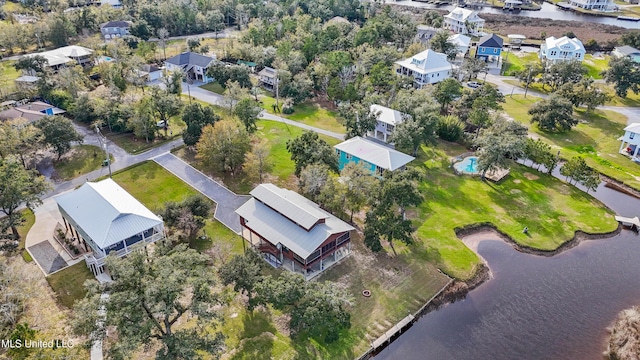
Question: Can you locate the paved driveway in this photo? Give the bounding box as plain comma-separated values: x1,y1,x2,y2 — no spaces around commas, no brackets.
153,153,249,233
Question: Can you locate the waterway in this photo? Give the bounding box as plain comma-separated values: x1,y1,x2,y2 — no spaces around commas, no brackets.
393,1,640,29
374,178,640,359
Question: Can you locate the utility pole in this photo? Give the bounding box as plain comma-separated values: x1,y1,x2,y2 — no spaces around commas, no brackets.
524,66,532,98
95,125,112,178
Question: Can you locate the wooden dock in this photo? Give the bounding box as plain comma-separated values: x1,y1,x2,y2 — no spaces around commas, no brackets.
371,314,415,349
615,216,640,229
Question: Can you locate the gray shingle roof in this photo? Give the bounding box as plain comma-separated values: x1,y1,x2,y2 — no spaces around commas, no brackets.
478,33,503,48
165,52,215,68
236,185,354,259
55,179,163,249
101,20,131,29
615,45,640,56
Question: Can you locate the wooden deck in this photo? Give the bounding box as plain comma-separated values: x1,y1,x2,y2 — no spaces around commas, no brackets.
486,168,510,182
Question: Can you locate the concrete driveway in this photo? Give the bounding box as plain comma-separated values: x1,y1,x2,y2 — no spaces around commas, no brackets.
153,153,250,233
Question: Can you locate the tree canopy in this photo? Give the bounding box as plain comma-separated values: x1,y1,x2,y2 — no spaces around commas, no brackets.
197,119,251,176
35,115,84,161
475,116,528,179
182,103,221,146
528,95,577,132
286,131,339,176
72,242,225,359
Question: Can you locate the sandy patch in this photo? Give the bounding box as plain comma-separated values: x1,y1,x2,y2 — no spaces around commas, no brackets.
513,179,521,184
510,189,522,194
524,172,539,181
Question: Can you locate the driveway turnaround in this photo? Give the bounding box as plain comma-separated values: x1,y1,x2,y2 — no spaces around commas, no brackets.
28,241,68,275
153,153,250,233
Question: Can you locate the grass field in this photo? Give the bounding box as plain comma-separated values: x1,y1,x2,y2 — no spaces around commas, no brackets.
200,82,225,94
408,142,618,279
46,262,95,308
18,209,35,262
503,95,640,190
501,51,539,76
54,145,114,181
175,120,341,194
0,60,20,95
583,54,609,80
260,96,345,133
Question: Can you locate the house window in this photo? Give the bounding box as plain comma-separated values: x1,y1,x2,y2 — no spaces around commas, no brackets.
336,150,341,156
631,132,635,139
336,232,350,246
550,51,557,56
345,153,352,160
321,240,336,254
376,166,384,176
494,48,498,53
307,249,321,263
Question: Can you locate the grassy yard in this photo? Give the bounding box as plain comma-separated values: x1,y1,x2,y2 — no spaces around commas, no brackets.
18,209,35,262
410,142,618,279
595,84,640,107
46,262,95,308
175,119,341,194
200,82,225,94
111,161,199,212
583,54,609,80
106,115,186,154
501,51,539,76
260,95,345,134
54,145,114,181
0,60,19,95
503,95,640,190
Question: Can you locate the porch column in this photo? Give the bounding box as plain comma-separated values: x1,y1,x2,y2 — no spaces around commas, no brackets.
74,228,81,242
384,132,387,142
63,217,69,232
320,258,323,271
123,239,129,254
620,141,627,153
634,146,639,158
82,239,89,252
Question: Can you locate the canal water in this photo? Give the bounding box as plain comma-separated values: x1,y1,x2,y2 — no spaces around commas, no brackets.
374,179,640,359
393,1,640,29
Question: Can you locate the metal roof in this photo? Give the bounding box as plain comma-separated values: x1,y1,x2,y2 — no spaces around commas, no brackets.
370,104,406,126
614,45,640,56
544,36,585,52
395,49,453,75
55,179,163,249
478,33,504,48
236,193,354,259
334,136,415,171
250,183,328,230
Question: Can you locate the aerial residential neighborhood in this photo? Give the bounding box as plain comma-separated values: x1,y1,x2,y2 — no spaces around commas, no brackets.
2,0,640,359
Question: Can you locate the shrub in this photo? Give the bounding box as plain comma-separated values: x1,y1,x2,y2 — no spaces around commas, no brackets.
437,115,464,142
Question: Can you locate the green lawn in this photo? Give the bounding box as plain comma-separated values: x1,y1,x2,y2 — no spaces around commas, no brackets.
410,142,618,279
46,262,95,308
501,51,540,76
54,145,114,181
200,82,225,95
175,120,341,194
106,115,186,154
111,161,200,212
260,96,345,133
18,209,35,262
503,95,640,190
583,54,609,80
0,60,19,95
596,84,640,107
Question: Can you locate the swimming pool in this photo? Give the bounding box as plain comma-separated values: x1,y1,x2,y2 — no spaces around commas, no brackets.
454,156,479,174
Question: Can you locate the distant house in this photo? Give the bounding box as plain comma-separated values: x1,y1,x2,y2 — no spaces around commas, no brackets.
0,101,65,123
136,64,163,82
368,104,409,143
99,0,122,8
448,34,471,56
395,49,455,88
619,122,640,160
539,36,585,63
100,20,131,40
416,25,438,43
164,52,216,83
55,179,166,276
569,0,614,10
444,7,485,35
22,45,94,74
258,66,278,90
334,136,415,177
236,183,354,280
612,45,640,63
476,33,504,62
237,60,257,72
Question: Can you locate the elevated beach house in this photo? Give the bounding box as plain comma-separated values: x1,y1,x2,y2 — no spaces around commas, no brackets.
236,184,354,280
568,0,614,10
612,45,640,63
476,33,504,62
539,36,585,63
100,20,131,40
619,122,640,161
395,49,455,88
55,179,166,276
334,136,415,177
164,52,216,83
368,104,408,143
258,66,278,90
22,45,94,74
449,34,471,56
443,7,485,35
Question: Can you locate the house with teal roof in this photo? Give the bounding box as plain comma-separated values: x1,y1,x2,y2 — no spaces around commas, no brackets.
334,136,415,177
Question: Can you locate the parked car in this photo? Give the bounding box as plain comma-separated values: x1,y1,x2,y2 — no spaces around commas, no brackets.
467,81,482,88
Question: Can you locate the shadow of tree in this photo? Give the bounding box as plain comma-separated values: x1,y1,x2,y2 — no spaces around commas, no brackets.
230,309,277,360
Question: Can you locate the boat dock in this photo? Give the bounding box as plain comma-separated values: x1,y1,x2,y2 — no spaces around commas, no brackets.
618,16,640,21
615,216,640,229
